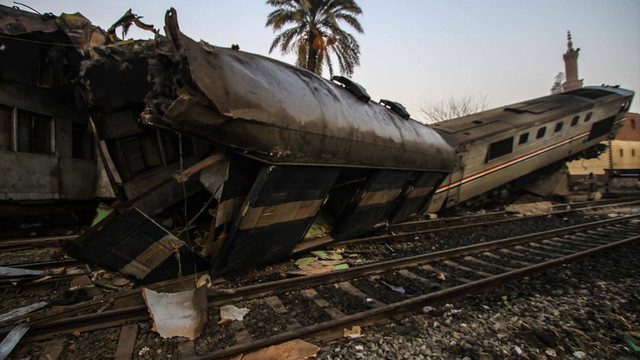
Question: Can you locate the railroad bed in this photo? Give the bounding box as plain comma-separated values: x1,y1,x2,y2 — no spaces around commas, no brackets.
1,199,639,359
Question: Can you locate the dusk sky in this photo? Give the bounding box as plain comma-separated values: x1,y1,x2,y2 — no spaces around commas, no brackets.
5,0,639,118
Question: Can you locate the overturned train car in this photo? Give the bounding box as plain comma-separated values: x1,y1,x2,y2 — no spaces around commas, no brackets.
70,10,456,281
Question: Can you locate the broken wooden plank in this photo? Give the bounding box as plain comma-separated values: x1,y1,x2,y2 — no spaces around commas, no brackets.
114,324,138,360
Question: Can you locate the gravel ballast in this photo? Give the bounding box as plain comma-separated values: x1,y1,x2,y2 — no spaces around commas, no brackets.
316,242,640,359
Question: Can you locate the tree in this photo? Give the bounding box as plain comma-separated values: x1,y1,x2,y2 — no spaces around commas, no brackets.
550,72,565,94
419,92,489,124
266,0,364,77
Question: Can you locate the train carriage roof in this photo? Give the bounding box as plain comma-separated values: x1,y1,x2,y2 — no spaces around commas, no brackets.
429,86,630,146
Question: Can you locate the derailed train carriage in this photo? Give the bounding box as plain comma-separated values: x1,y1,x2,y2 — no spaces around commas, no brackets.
427,86,634,212
69,9,456,281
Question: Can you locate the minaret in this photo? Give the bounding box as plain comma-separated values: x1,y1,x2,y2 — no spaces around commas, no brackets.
562,31,583,91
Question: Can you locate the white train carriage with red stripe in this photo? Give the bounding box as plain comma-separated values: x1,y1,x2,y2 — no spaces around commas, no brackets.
426,86,634,212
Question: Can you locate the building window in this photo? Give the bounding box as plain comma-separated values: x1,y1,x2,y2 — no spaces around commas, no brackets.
632,119,636,129
585,112,593,122
555,121,563,132
486,137,514,162
536,127,546,139
0,105,12,151
632,149,636,157
571,116,579,126
620,149,624,157
16,110,53,154
518,133,529,145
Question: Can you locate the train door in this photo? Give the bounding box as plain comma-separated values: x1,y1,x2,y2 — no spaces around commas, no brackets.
444,154,465,210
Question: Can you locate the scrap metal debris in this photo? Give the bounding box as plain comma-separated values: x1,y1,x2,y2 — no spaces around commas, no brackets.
218,305,250,324
142,275,209,340
343,325,362,339
240,339,320,360
0,324,29,360
0,302,48,325
505,201,553,216
0,267,44,277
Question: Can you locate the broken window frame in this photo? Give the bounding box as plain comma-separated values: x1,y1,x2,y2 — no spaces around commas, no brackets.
1,106,55,155
0,104,12,151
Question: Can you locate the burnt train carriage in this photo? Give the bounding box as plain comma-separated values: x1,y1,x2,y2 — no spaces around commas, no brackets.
70,9,456,280
427,86,634,212
0,7,105,209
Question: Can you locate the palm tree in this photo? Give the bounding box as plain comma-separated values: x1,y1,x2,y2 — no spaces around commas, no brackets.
266,0,364,77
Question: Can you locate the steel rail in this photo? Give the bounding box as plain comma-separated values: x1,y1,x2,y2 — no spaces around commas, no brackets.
12,214,638,342
0,235,78,251
386,198,640,228
196,233,640,360
329,200,640,247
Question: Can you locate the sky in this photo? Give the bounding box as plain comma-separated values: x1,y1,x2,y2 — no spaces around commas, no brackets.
3,0,639,118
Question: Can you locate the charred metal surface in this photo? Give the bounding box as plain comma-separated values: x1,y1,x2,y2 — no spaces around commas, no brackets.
68,208,208,284
214,166,341,275
0,5,104,203
148,32,456,171
331,170,414,240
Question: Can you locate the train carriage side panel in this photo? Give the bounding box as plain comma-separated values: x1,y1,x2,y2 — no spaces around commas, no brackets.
426,86,634,212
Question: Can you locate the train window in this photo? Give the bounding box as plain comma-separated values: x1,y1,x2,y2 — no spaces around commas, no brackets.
486,137,513,162
588,116,615,141
72,122,94,160
119,135,147,176
0,105,12,151
518,133,529,145
585,112,593,122
554,122,563,132
571,116,579,126
16,110,53,154
536,127,546,139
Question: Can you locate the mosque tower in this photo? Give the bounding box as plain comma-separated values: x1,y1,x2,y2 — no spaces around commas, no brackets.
562,31,583,91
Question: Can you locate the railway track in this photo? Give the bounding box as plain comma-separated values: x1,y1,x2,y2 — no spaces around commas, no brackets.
293,197,640,254
5,214,638,359
386,197,640,231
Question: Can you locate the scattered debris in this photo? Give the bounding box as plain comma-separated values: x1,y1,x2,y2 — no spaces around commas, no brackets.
545,348,556,357
0,266,44,277
138,346,150,356
343,326,362,339
381,281,405,294
505,201,553,216
241,339,320,360
514,345,523,355
0,302,48,325
288,253,349,276
218,305,250,323
310,250,343,260
624,335,640,352
142,276,209,340
572,350,586,358
422,306,435,313
0,324,29,360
